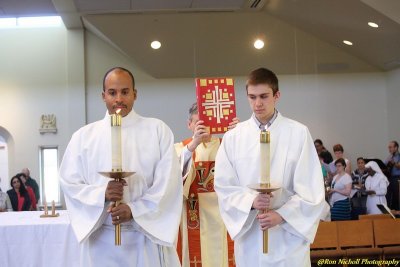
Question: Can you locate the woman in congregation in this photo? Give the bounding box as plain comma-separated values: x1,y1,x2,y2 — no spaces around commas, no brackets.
16,172,37,210
364,161,389,214
7,175,32,211
329,144,352,176
328,158,352,220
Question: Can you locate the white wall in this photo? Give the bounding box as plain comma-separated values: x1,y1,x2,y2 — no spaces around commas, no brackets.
0,27,85,189
85,33,390,166
0,27,398,189
279,73,389,163
387,68,400,142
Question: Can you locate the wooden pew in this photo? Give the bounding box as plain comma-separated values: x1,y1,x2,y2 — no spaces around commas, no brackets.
310,221,345,264
373,219,400,261
359,214,392,220
337,220,382,259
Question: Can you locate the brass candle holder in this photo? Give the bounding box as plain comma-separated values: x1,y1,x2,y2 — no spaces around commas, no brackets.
249,130,280,254
99,110,134,246
99,171,135,245
40,200,60,218
248,183,280,254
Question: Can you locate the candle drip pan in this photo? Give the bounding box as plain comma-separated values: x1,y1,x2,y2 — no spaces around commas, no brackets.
248,183,280,193
99,171,135,179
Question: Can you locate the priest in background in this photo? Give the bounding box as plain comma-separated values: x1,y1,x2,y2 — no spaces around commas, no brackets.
175,103,238,267
60,67,182,267
214,67,326,267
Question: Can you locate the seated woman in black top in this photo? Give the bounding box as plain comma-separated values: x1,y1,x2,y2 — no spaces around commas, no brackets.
7,175,32,211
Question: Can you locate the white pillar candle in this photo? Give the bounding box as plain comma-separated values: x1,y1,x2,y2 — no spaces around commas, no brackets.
260,131,270,185
111,109,122,172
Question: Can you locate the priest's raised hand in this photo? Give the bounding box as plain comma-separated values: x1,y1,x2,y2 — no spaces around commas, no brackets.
186,120,210,152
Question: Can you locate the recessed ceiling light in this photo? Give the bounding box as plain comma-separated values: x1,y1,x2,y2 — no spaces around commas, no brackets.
343,40,353,46
254,39,264,49
150,41,161,49
368,22,379,28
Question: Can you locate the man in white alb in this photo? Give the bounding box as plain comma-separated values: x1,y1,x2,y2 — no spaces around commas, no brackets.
214,67,326,266
59,67,182,267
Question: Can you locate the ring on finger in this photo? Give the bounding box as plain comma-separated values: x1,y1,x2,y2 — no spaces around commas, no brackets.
116,215,120,220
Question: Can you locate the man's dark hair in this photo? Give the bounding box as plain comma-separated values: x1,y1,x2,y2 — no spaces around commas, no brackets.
314,139,323,146
246,67,279,95
102,67,135,92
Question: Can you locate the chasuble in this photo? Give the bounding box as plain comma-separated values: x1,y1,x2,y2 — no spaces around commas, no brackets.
175,137,235,267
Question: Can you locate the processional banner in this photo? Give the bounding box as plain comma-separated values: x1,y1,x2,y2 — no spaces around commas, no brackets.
195,78,236,134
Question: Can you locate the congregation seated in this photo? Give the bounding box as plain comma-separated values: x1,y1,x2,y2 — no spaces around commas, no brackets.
7,175,32,211
21,167,40,205
16,172,37,210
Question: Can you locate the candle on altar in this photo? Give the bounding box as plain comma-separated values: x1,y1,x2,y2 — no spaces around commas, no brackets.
51,200,56,216
260,130,270,186
43,194,48,215
111,109,122,172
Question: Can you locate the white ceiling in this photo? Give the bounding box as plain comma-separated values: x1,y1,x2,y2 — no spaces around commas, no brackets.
0,0,399,78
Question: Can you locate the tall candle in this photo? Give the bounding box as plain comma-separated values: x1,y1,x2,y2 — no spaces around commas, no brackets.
260,130,271,254
260,130,270,185
111,109,122,172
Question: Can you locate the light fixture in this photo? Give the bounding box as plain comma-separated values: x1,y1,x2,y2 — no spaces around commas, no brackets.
17,16,62,27
368,22,379,28
150,40,161,49
343,40,353,46
254,39,264,49
0,16,62,28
